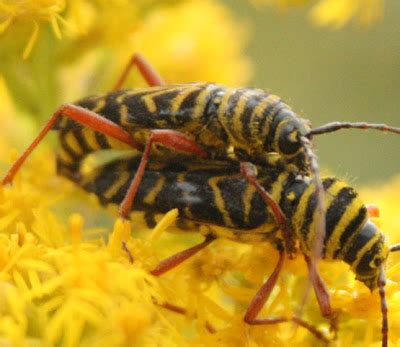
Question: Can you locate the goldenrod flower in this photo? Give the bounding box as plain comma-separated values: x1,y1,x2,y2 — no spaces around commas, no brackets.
0,0,66,58
310,0,383,27
252,0,384,27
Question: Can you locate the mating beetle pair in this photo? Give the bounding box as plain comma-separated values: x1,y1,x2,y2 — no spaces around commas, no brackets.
3,53,400,346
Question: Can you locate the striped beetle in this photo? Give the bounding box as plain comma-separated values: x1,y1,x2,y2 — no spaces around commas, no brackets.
72,151,399,345
2,53,400,346
4,53,400,220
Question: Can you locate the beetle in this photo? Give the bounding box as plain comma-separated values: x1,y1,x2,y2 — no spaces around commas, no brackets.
72,151,399,345
3,53,400,221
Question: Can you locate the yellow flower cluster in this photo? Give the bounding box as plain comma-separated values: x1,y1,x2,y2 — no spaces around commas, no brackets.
0,0,66,58
252,0,383,27
310,0,383,28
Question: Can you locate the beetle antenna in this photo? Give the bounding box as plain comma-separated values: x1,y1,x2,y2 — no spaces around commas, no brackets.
390,243,400,252
378,267,388,347
309,121,400,137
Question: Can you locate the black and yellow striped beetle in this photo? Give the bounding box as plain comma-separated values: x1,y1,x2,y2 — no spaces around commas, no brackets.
2,53,400,346
66,150,399,344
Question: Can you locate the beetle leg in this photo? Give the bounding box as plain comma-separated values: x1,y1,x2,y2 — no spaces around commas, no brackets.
113,52,165,90
244,251,285,324
121,241,134,263
119,129,207,219
121,229,215,277
154,300,216,333
304,255,338,337
123,238,217,334
2,104,141,185
244,251,330,342
240,162,295,256
378,268,388,347
150,234,216,276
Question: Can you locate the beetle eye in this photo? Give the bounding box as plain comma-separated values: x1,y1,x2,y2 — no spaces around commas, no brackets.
278,124,300,155
373,257,382,268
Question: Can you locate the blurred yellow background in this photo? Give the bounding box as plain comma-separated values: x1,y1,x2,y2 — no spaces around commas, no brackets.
224,1,400,184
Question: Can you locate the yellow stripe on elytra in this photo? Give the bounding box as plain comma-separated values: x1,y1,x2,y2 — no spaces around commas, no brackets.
192,87,212,120
171,86,200,114
116,90,144,104
119,104,130,127
231,92,249,143
105,136,135,150
325,184,363,259
268,171,289,233
143,176,166,205
292,182,315,251
208,176,234,228
273,118,290,152
57,149,74,164
248,95,275,142
81,128,101,151
306,181,346,256
103,170,130,200
252,94,277,118
350,232,381,272
217,88,237,120
91,99,106,113
115,86,171,103
216,88,239,142
142,87,183,113
260,93,281,127
64,131,83,156
270,171,289,206
338,212,369,261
